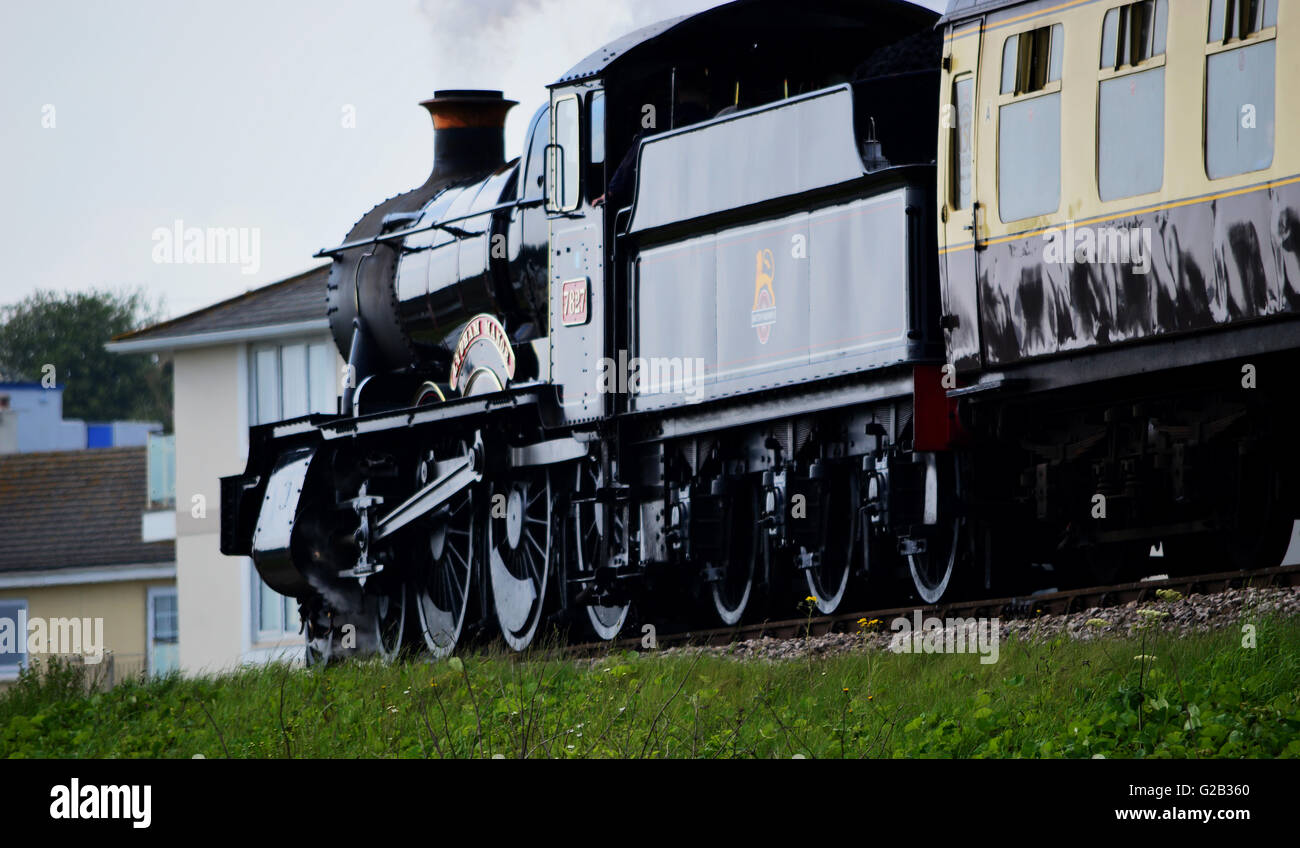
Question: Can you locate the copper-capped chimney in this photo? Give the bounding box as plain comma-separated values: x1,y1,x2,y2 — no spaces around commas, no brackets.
420,90,518,185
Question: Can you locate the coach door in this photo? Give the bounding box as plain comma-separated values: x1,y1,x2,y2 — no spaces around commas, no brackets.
548,85,607,425
939,18,984,372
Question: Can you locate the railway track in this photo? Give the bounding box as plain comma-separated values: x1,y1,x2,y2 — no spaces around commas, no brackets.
564,563,1300,657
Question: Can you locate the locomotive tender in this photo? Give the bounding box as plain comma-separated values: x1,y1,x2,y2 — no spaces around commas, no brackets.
221,0,1300,659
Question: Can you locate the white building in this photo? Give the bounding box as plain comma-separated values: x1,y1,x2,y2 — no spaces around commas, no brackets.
106,265,341,674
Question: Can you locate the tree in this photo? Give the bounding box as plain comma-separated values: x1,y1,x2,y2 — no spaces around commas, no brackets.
0,288,173,429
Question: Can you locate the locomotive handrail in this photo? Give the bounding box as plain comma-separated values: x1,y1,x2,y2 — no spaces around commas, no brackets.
314,197,547,257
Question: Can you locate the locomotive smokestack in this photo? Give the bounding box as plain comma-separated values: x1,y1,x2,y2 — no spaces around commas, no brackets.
420,90,518,184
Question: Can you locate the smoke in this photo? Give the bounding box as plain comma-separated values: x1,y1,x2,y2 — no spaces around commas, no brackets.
416,0,723,152
414,0,948,153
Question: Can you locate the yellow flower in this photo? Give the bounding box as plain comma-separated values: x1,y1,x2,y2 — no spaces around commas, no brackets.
805,595,817,603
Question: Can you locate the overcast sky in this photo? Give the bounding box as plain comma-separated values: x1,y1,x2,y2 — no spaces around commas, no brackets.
0,0,948,321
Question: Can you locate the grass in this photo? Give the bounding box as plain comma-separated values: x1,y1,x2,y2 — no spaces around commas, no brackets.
2,615,1299,758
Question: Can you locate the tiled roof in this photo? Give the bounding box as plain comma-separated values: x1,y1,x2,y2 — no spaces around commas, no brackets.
0,447,173,573
111,264,329,346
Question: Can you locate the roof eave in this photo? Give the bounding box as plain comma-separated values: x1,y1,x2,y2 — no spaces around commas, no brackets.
0,562,177,589
104,319,331,354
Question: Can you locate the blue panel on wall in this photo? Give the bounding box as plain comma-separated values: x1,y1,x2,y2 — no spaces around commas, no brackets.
86,424,113,449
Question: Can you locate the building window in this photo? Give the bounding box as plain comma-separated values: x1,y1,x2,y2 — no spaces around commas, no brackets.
1098,1,1167,201
249,340,337,425
254,572,300,641
248,340,329,642
147,432,176,508
951,76,975,211
0,599,27,679
147,588,179,676
1205,0,1276,180
999,24,1064,222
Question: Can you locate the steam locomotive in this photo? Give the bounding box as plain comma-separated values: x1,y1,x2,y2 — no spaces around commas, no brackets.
221,0,1300,659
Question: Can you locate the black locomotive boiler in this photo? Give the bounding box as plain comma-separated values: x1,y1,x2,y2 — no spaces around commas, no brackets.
221,0,1300,659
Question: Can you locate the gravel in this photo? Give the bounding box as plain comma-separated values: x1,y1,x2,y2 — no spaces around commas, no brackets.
651,585,1300,662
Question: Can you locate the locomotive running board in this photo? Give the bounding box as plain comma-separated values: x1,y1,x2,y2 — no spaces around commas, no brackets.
317,384,544,440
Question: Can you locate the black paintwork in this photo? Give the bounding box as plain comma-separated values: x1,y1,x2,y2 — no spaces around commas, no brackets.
326,92,550,388
962,180,1300,371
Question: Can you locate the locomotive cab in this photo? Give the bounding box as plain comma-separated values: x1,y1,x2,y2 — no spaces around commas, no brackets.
542,0,944,424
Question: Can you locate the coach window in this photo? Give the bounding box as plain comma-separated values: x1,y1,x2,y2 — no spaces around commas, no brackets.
951,76,974,210
1097,1,1168,201
549,94,581,211
1205,0,1276,180
998,23,1064,222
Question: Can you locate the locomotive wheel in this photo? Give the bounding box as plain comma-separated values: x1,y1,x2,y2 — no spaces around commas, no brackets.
804,474,856,615
711,483,765,626
305,621,334,668
488,470,554,651
372,582,408,661
1164,441,1297,572
907,521,960,603
1165,514,1296,573
572,459,631,640
413,486,478,657
1216,449,1297,570
905,454,962,604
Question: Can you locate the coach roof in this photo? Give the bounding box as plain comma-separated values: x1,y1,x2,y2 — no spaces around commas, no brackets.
937,0,1033,26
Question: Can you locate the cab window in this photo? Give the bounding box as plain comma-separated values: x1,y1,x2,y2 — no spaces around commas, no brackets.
521,105,549,202
549,95,581,211
589,91,606,165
